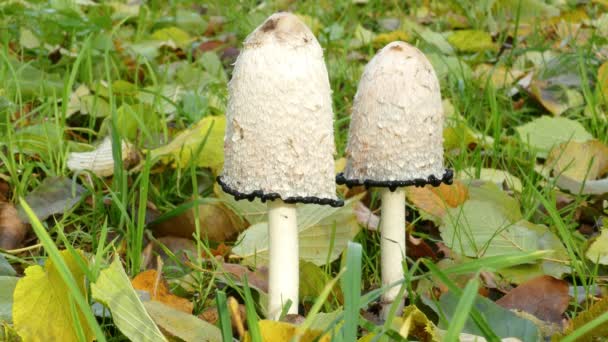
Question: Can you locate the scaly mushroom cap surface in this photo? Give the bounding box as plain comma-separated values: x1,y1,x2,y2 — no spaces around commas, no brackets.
218,12,342,207
337,41,453,189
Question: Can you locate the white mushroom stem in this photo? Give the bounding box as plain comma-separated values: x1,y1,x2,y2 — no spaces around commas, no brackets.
380,187,406,319
267,199,299,320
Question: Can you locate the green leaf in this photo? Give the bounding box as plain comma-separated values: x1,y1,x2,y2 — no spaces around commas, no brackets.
431,291,541,341
585,229,608,265
149,115,225,172
151,26,192,49
143,301,222,342
0,276,18,323
515,116,592,157
232,196,362,266
17,176,85,223
447,30,496,53
13,250,94,342
0,255,16,276
440,200,538,257
467,182,522,222
91,258,166,342
459,168,523,193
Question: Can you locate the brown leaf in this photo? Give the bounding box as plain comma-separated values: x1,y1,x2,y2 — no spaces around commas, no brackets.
406,232,437,260
151,202,246,242
142,236,198,269
496,275,569,324
353,202,379,231
406,181,468,218
220,263,268,293
0,200,27,250
131,269,194,314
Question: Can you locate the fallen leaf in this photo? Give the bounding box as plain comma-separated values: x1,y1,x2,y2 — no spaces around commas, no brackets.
300,261,342,308
149,115,226,173
474,64,524,89
496,275,569,324
144,300,222,342
232,196,362,266
0,276,18,323
0,254,16,276
547,140,608,182
424,291,541,341
0,200,27,250
67,137,138,177
515,116,592,157
18,176,86,223
353,202,379,231
242,320,330,342
407,181,468,218
447,30,496,53
150,201,246,242
142,237,198,270
559,297,608,341
585,229,608,265
151,26,192,50
220,263,268,293
92,258,166,342
440,200,538,257
132,269,194,314
373,30,410,48
459,168,523,192
13,250,94,342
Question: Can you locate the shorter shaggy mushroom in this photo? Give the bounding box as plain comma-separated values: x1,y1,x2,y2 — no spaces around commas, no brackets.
218,12,342,320
337,41,452,318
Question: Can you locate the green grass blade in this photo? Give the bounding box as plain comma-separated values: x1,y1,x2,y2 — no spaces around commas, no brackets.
215,290,233,342
341,241,362,341
243,276,262,342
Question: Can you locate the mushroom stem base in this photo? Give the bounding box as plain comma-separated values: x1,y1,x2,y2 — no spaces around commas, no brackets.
380,187,406,319
267,199,299,320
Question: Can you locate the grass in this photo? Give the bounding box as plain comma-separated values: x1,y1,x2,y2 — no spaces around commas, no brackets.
1,0,608,341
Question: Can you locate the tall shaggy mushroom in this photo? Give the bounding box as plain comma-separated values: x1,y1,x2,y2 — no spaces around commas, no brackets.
218,12,343,320
337,41,453,317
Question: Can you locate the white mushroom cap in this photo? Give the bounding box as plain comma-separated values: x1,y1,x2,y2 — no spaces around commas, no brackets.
338,41,452,189
219,12,342,207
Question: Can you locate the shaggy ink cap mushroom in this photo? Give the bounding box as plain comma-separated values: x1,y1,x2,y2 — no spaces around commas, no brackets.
218,12,343,207
336,41,453,190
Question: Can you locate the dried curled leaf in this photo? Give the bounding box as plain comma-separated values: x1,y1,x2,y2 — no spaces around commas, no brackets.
67,137,137,177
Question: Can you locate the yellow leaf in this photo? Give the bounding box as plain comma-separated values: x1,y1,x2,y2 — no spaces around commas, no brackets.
447,30,496,53
373,31,410,48
151,27,192,49
149,115,226,173
243,320,330,342
13,250,94,342
547,140,608,181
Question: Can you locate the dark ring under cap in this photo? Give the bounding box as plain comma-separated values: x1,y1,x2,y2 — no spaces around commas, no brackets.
217,176,345,207
336,169,454,192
